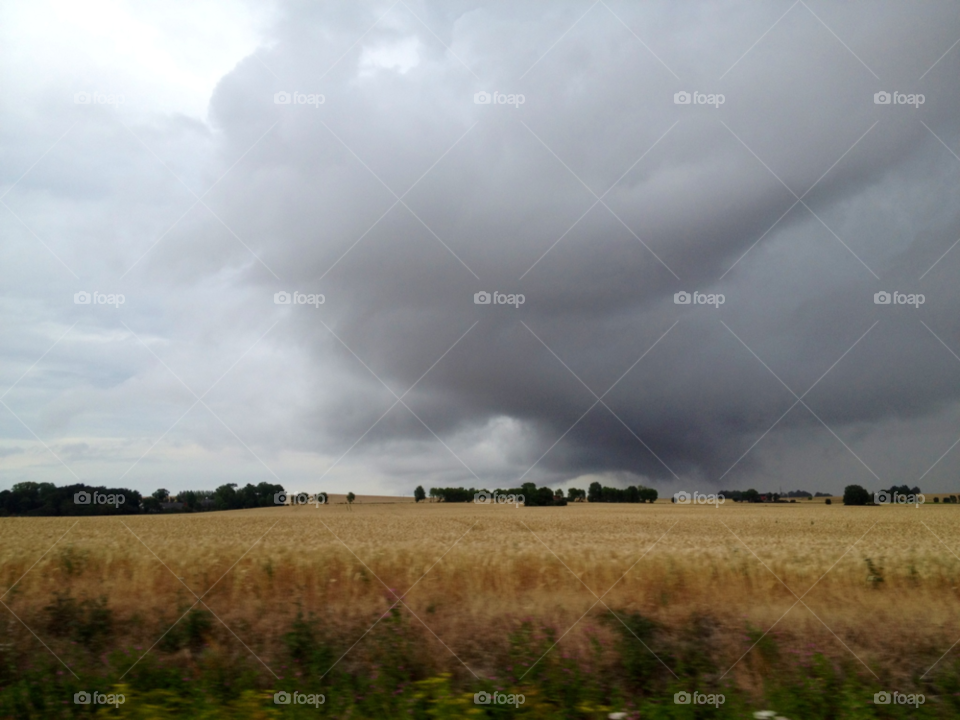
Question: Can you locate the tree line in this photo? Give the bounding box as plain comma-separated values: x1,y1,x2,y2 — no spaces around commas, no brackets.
421,482,660,505
841,484,923,506
0,482,286,516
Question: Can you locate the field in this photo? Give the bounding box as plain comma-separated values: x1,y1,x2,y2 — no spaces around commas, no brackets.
1,500,959,718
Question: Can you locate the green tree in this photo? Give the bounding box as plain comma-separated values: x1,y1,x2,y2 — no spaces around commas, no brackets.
587,482,603,503
346,492,356,504
414,485,426,503
843,484,870,506
152,488,170,503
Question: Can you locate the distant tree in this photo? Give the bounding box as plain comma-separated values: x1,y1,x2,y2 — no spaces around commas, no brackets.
825,498,832,505
152,488,170,502
933,496,940,504
566,488,586,502
346,492,356,504
213,483,239,510
587,482,603,503
741,489,761,503
843,484,870,506
414,486,426,503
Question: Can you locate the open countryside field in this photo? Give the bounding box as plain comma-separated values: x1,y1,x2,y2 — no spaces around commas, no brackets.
2,500,959,717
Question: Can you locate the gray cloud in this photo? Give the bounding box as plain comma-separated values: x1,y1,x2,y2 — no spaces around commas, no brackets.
2,0,960,495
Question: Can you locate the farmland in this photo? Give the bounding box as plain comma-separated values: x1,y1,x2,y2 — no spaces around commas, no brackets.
1,500,958,717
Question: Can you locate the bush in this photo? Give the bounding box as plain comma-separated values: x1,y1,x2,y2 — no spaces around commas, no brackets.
825,498,832,505
842,485,870,506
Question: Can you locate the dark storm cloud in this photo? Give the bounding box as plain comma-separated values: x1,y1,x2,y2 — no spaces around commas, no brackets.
191,1,960,488
3,1,960,493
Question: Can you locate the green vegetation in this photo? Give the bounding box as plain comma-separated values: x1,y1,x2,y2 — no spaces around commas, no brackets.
0,597,954,719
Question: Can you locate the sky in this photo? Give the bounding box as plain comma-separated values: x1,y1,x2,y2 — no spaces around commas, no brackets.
1,0,959,498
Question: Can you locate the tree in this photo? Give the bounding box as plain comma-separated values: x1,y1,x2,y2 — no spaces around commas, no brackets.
741,489,760,503
414,486,426,503
346,492,356,504
152,488,170,503
587,482,602,503
843,484,870,506
825,498,832,505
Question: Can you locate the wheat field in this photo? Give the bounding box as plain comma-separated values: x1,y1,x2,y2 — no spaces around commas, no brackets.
1,501,958,689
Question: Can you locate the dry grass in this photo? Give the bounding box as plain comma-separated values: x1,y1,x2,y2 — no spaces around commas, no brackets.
1,501,958,684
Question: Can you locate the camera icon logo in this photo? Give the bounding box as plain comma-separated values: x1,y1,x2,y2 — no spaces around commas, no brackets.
74,691,91,704
674,691,691,704
674,91,691,105
74,491,91,504
875,490,891,504
474,691,492,704
74,92,92,104
874,291,891,305
274,291,291,305
474,291,491,305
274,91,291,104
274,691,291,705
674,491,691,504
874,91,891,105
474,91,491,105
274,492,288,505
674,291,691,305
74,291,91,304
874,691,891,704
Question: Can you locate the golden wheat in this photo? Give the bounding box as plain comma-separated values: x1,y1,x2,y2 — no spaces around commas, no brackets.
1,501,957,684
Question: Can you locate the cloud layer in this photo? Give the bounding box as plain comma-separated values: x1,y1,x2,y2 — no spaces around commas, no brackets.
2,0,960,496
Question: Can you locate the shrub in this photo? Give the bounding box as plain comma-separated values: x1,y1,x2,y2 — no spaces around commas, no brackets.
842,485,870,506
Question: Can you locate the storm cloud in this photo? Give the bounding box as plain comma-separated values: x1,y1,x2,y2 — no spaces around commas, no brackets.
2,0,960,496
